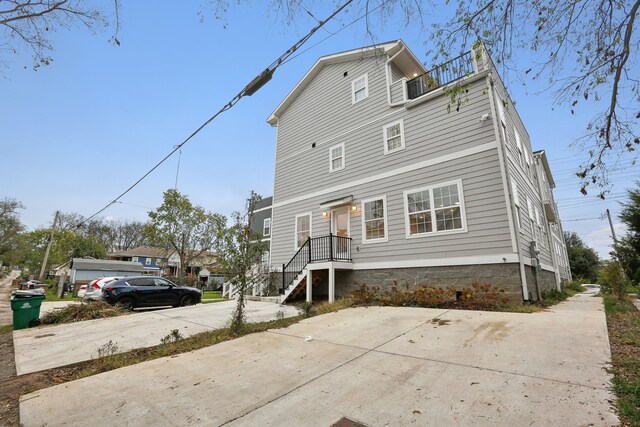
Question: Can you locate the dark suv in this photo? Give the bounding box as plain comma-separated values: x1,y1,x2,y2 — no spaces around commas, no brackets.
102,276,202,310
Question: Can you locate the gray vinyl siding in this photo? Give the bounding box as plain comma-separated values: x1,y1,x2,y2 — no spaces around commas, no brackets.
270,148,512,266
390,63,405,81
390,80,404,103
276,55,398,161
492,76,554,267
274,78,496,203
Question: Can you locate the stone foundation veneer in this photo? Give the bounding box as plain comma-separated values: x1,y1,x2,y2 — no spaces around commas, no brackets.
313,263,559,302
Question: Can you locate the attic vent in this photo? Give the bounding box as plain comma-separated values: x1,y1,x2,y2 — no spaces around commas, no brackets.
312,143,316,148
343,71,348,77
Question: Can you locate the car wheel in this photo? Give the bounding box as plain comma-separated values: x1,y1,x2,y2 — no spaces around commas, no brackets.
179,294,195,307
117,296,136,311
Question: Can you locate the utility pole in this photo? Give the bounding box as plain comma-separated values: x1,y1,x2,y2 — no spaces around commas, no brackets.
606,209,618,244
39,210,59,281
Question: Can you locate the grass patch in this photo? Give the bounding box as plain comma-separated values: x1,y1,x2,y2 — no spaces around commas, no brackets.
0,325,12,335
40,301,127,325
603,294,640,425
202,291,222,299
44,287,79,302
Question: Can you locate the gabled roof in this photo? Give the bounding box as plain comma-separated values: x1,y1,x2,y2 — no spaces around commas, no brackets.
71,258,146,272
267,40,425,125
109,246,169,258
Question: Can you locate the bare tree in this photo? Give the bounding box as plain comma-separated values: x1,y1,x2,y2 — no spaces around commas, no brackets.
207,0,638,197
0,0,120,71
0,197,24,256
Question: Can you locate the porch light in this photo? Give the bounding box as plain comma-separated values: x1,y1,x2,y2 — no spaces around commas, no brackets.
351,205,358,212
322,211,328,217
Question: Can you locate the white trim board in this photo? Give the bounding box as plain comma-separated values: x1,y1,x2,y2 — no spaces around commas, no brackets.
352,254,519,270
273,141,499,209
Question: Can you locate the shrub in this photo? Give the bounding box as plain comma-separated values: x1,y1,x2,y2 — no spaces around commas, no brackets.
457,283,510,311
413,286,457,307
350,281,509,311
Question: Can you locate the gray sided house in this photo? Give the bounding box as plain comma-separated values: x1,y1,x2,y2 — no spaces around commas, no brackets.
69,258,146,284
250,196,273,263
266,40,571,304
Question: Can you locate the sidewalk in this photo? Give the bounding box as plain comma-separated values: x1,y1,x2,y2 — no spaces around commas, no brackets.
20,292,618,426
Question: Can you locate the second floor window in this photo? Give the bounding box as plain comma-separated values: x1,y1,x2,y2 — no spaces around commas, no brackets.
352,74,368,104
383,120,405,154
145,258,151,266
132,256,138,263
329,143,345,172
263,218,271,237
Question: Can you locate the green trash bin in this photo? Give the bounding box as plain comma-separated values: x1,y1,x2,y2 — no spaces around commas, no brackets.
11,294,44,330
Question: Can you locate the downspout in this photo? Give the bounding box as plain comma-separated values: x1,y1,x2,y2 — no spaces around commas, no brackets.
486,73,530,302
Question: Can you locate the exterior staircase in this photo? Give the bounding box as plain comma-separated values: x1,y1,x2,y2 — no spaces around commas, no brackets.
280,269,308,303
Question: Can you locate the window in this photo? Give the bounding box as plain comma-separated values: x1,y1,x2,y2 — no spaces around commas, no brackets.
404,181,466,237
329,143,345,172
145,258,151,265
514,128,523,166
156,258,162,264
383,120,405,154
261,251,270,264
351,74,368,104
295,213,311,249
132,256,138,263
497,97,506,125
263,218,271,236
526,197,534,220
362,196,388,243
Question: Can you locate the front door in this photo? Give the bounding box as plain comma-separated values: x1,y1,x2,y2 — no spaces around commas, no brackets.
331,206,350,259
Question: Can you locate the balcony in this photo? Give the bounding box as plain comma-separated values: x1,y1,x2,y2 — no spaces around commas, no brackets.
406,51,476,100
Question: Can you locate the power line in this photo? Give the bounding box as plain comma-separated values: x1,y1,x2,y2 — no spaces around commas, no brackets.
77,0,355,228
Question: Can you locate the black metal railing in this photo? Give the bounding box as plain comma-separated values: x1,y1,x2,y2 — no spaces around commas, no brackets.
406,51,475,100
281,234,352,293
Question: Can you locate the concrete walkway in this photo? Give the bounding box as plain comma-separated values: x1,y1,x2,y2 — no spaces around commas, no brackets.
0,270,20,326
13,300,299,375
20,291,618,426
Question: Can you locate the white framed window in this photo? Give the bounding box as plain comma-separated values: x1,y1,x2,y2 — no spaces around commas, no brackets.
132,256,139,263
526,197,534,220
351,74,368,104
329,143,345,172
156,258,162,264
294,213,312,250
263,218,271,237
404,180,467,237
145,258,151,266
261,251,270,264
361,196,388,243
383,119,405,154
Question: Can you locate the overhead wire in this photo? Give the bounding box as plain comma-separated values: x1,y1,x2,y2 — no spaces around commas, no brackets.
76,0,356,228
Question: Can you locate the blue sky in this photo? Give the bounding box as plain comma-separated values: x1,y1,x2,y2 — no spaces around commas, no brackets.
0,1,637,259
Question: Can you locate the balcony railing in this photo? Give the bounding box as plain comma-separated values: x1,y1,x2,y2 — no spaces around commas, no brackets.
281,234,352,293
406,51,475,100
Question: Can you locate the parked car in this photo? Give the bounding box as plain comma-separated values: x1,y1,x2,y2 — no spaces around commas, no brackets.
77,283,89,298
83,276,121,301
102,276,202,310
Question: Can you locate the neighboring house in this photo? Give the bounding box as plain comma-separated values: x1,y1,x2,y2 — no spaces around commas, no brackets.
265,40,571,303
109,246,167,275
250,196,273,264
69,258,146,284
109,246,219,279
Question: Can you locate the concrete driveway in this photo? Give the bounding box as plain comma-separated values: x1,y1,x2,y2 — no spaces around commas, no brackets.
0,270,20,326
13,300,299,375
20,292,618,426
